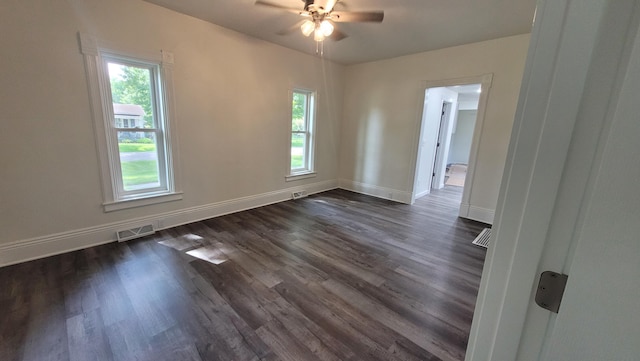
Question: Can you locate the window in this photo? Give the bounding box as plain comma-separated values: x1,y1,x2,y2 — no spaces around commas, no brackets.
288,89,316,179
80,34,181,211
106,58,167,194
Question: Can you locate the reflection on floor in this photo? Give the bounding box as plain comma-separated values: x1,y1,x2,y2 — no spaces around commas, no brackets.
445,163,467,187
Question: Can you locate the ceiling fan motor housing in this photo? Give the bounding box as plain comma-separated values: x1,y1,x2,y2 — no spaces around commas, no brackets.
303,0,315,11
304,0,331,13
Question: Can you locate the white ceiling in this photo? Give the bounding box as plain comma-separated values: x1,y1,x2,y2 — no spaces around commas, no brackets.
144,0,537,65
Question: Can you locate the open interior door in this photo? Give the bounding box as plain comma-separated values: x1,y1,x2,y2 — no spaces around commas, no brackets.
466,1,640,360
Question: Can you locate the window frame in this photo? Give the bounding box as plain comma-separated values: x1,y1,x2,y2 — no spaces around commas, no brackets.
80,34,182,212
287,88,317,181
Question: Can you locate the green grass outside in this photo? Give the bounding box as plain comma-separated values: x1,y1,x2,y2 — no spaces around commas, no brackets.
291,138,303,148
119,143,156,152
291,155,303,169
121,141,303,185
121,160,159,188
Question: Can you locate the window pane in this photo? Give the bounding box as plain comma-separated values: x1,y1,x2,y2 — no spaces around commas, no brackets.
108,62,155,128
118,131,160,191
292,92,307,131
291,133,306,170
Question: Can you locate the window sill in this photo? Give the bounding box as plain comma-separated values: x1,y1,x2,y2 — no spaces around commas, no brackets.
103,192,183,212
285,172,317,182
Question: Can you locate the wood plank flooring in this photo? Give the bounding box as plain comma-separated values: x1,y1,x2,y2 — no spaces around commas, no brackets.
0,187,487,361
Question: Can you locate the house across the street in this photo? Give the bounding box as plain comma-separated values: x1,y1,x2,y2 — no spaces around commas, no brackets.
113,103,145,129
113,103,147,140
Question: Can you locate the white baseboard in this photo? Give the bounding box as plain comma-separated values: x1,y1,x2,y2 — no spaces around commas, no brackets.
157,179,337,231
414,189,430,200
0,180,338,268
459,203,495,224
338,179,412,204
0,226,121,269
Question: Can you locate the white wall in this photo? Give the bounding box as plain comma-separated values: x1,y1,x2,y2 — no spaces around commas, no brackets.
0,0,530,265
339,34,529,215
0,0,344,265
448,110,477,165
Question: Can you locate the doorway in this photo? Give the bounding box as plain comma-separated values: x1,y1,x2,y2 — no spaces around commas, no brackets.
410,75,493,220
445,94,482,188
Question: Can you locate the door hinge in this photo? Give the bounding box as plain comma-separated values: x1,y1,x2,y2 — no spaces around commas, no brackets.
535,271,568,313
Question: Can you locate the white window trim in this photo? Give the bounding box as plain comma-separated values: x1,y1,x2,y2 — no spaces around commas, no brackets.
79,33,182,212
287,88,317,180
285,172,317,182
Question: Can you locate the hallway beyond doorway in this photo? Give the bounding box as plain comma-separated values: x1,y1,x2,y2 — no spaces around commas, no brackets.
445,163,467,187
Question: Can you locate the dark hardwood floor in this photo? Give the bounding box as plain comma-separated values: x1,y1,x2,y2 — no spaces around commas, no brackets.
0,187,487,361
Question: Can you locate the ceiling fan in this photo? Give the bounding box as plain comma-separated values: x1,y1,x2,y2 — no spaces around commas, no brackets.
255,0,384,43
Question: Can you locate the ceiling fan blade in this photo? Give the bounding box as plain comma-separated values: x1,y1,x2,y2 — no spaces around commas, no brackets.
324,0,338,12
276,20,307,35
334,0,348,10
329,27,348,41
331,10,384,23
255,0,303,14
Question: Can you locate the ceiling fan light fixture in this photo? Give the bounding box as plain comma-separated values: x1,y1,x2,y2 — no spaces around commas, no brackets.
319,20,334,36
300,20,315,36
256,0,383,46
313,28,326,41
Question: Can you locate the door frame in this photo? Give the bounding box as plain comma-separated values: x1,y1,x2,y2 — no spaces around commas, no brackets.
410,74,493,214
465,0,639,359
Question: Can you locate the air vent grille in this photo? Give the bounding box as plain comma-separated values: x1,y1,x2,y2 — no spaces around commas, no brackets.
472,228,491,248
292,191,308,199
116,224,155,242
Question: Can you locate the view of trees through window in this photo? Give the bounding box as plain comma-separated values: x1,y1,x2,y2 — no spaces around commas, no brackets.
291,91,307,170
108,62,160,191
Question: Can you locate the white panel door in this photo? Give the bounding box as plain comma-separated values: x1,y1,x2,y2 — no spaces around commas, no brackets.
539,14,640,360
465,1,640,360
